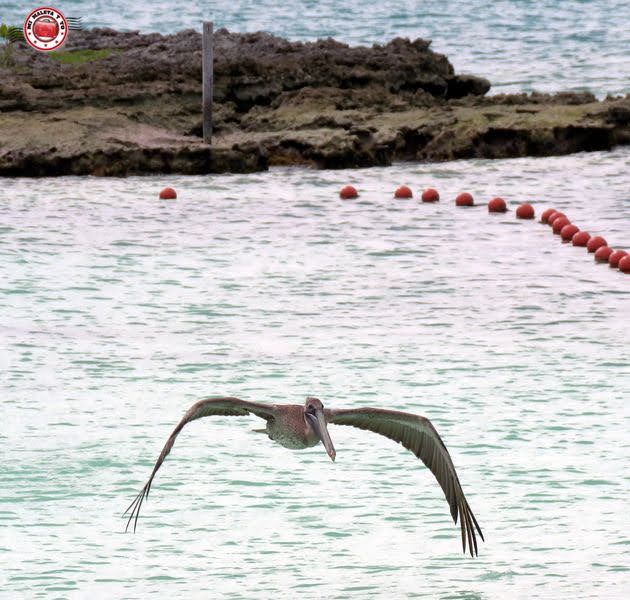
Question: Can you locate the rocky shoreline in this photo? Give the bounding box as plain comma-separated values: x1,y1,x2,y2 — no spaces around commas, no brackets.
1,27,629,176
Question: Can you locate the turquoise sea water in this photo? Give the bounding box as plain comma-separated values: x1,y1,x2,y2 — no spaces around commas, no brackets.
2,148,630,598
2,0,630,96
2,1,630,598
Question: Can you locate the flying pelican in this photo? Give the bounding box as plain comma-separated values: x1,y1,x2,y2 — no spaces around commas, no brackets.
123,396,484,556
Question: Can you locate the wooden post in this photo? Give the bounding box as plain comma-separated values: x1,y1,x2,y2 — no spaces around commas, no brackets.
202,21,213,144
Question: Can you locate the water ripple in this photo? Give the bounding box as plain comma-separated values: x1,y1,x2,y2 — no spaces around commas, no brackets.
1,148,629,599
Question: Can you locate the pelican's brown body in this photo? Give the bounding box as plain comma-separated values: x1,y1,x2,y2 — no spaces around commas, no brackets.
265,404,322,449
124,395,483,556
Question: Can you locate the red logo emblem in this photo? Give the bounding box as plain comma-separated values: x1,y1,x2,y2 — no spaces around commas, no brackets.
23,7,68,51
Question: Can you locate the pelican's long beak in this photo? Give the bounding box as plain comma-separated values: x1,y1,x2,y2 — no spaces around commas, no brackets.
307,409,336,462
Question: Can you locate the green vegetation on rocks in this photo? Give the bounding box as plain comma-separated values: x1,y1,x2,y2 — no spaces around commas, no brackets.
0,23,22,67
48,48,123,64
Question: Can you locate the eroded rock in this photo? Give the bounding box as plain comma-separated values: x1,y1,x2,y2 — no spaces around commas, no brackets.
0,28,628,176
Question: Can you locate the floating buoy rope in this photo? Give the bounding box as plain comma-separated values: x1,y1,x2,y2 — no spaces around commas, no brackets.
332,184,627,275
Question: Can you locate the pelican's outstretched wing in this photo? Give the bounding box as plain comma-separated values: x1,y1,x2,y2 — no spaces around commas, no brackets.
326,407,484,556
123,396,276,532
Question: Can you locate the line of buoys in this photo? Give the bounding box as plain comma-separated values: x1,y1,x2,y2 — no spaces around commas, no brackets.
159,187,177,199
335,185,627,274
541,207,627,272
394,185,413,198
488,197,507,213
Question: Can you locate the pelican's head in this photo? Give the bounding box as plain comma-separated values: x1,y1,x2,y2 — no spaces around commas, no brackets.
304,397,336,462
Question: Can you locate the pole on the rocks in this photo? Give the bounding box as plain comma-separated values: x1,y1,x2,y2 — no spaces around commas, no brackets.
202,21,213,144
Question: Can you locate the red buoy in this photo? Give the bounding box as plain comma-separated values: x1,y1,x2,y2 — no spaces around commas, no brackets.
548,212,566,226
609,250,628,268
545,210,559,224
552,216,571,234
540,208,556,223
572,231,591,246
339,185,358,199
560,224,579,242
619,255,630,273
586,236,607,253
594,246,613,262
488,197,507,213
394,185,413,198
516,203,535,219
455,192,474,206
421,188,439,203
159,187,177,199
